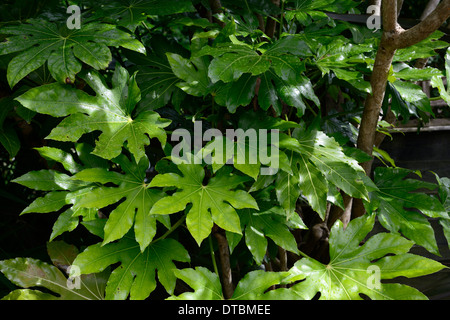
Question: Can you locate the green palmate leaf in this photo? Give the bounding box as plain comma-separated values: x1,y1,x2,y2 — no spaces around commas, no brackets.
314,38,372,93
197,36,318,114
12,144,109,239
205,44,271,83
0,19,145,87
435,174,450,212
367,167,447,255
0,125,20,158
214,73,257,113
0,258,105,300
71,236,190,300
276,149,329,219
16,65,170,162
166,52,212,97
201,36,310,83
394,31,448,62
203,129,288,180
168,267,291,300
0,97,20,157
126,50,185,111
259,70,320,116
0,241,107,300
137,55,184,110
283,213,445,300
168,267,223,300
391,81,433,117
237,203,305,264
277,126,370,218
96,0,195,31
291,0,358,13
394,65,443,81
275,168,301,218
434,174,450,247
431,47,450,105
72,153,169,250
149,164,258,245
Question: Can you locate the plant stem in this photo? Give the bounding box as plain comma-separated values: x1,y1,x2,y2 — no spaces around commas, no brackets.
279,0,285,38
213,226,234,299
152,215,186,243
209,235,219,275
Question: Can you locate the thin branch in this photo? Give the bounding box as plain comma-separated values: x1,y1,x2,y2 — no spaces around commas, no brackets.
213,226,234,299
209,235,219,275
278,247,287,271
396,0,450,49
421,0,442,20
397,0,404,17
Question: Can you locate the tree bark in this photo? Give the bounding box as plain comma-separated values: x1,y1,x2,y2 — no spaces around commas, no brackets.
213,226,234,299
354,0,450,217
421,0,442,20
357,0,398,174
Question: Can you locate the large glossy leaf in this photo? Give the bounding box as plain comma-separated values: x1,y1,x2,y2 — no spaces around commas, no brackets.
16,65,170,162
0,97,20,157
203,129,288,180
214,73,258,113
434,174,450,247
430,47,450,105
95,0,195,32
166,52,212,97
394,31,448,62
200,36,310,83
289,0,359,14
197,36,318,114
259,69,319,116
0,241,107,300
237,202,305,264
168,267,292,300
71,153,169,250
283,213,445,300
277,126,370,218
71,236,190,300
314,38,372,93
149,164,258,245
367,167,447,255
0,19,145,87
12,143,108,240
125,42,185,110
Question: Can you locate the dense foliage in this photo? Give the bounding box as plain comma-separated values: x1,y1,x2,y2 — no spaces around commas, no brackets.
0,0,449,300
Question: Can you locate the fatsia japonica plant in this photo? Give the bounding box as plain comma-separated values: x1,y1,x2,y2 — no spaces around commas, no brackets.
1,0,450,301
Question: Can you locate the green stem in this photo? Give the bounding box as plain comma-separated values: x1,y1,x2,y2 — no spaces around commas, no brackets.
279,0,285,38
152,215,186,243
297,248,312,260
209,235,219,275
305,100,317,117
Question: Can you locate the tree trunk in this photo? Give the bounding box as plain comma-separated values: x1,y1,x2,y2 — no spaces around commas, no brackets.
213,226,234,299
354,0,450,217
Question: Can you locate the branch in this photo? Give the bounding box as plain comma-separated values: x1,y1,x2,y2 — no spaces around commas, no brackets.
382,0,398,32
357,0,450,174
355,0,450,218
396,0,450,49
421,0,441,20
213,226,234,299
